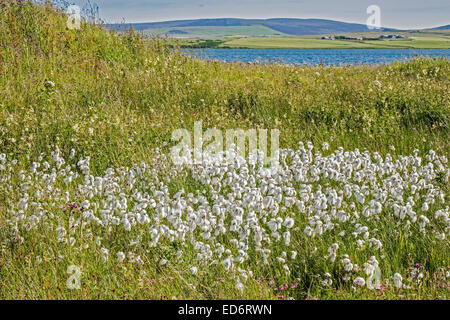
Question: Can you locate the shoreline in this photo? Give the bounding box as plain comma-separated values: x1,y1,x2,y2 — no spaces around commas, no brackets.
181,47,450,50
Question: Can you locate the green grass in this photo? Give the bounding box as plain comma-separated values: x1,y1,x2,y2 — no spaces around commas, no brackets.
363,36,450,49
223,37,384,49
145,25,286,38
169,30,450,49
0,1,449,300
222,34,450,49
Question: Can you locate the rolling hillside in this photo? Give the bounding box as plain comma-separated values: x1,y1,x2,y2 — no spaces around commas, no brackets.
107,18,394,37
434,24,450,30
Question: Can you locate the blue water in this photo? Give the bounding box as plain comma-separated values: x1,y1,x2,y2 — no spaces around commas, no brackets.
182,49,450,66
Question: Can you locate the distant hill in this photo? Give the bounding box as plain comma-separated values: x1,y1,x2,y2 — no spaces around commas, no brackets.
107,18,394,37
434,25,450,30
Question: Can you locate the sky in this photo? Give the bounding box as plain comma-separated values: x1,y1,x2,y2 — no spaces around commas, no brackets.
68,0,450,29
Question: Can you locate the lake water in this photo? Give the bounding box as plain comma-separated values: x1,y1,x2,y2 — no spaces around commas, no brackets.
182,49,450,66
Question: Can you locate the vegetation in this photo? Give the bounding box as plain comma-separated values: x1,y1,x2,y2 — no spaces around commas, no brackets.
171,39,229,49
167,31,450,49
107,17,390,37
220,34,450,49
144,25,285,38
0,1,449,300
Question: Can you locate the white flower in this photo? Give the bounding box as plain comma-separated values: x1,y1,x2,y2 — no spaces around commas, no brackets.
393,273,403,288
101,248,109,262
236,281,244,294
353,277,365,286
44,80,55,88
117,252,125,263
291,251,297,260
283,217,295,229
373,80,382,87
160,259,168,266
345,262,353,272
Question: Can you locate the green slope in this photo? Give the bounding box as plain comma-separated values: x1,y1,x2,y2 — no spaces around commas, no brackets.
143,25,286,38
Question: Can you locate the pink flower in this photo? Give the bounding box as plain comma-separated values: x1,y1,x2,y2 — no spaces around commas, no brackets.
269,280,275,285
167,276,174,281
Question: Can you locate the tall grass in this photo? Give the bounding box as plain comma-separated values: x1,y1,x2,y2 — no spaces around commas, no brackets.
0,1,448,299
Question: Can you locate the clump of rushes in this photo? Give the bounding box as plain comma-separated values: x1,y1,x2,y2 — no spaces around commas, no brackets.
0,0,448,299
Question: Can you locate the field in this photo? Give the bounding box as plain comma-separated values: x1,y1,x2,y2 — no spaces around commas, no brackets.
213,34,450,49
173,30,450,49
144,25,286,38
0,1,449,300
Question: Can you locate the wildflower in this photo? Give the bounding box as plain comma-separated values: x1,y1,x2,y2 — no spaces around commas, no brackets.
393,273,403,289
236,281,244,294
283,217,295,229
101,248,109,262
353,277,366,287
373,80,382,87
117,252,125,263
160,259,168,266
44,80,55,89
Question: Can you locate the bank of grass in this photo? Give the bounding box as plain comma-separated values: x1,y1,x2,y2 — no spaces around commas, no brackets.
0,1,449,300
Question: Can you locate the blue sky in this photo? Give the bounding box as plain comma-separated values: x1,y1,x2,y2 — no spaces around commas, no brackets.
69,0,449,29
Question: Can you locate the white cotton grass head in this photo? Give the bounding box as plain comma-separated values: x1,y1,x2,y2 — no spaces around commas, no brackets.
393,273,403,289
236,280,244,294
101,248,109,262
117,252,125,263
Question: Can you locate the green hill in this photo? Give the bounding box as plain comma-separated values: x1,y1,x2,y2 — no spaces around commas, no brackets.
108,17,394,37
146,25,286,38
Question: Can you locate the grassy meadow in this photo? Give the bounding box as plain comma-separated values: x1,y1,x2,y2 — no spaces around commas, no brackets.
145,25,286,38
216,33,450,49
0,1,449,300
